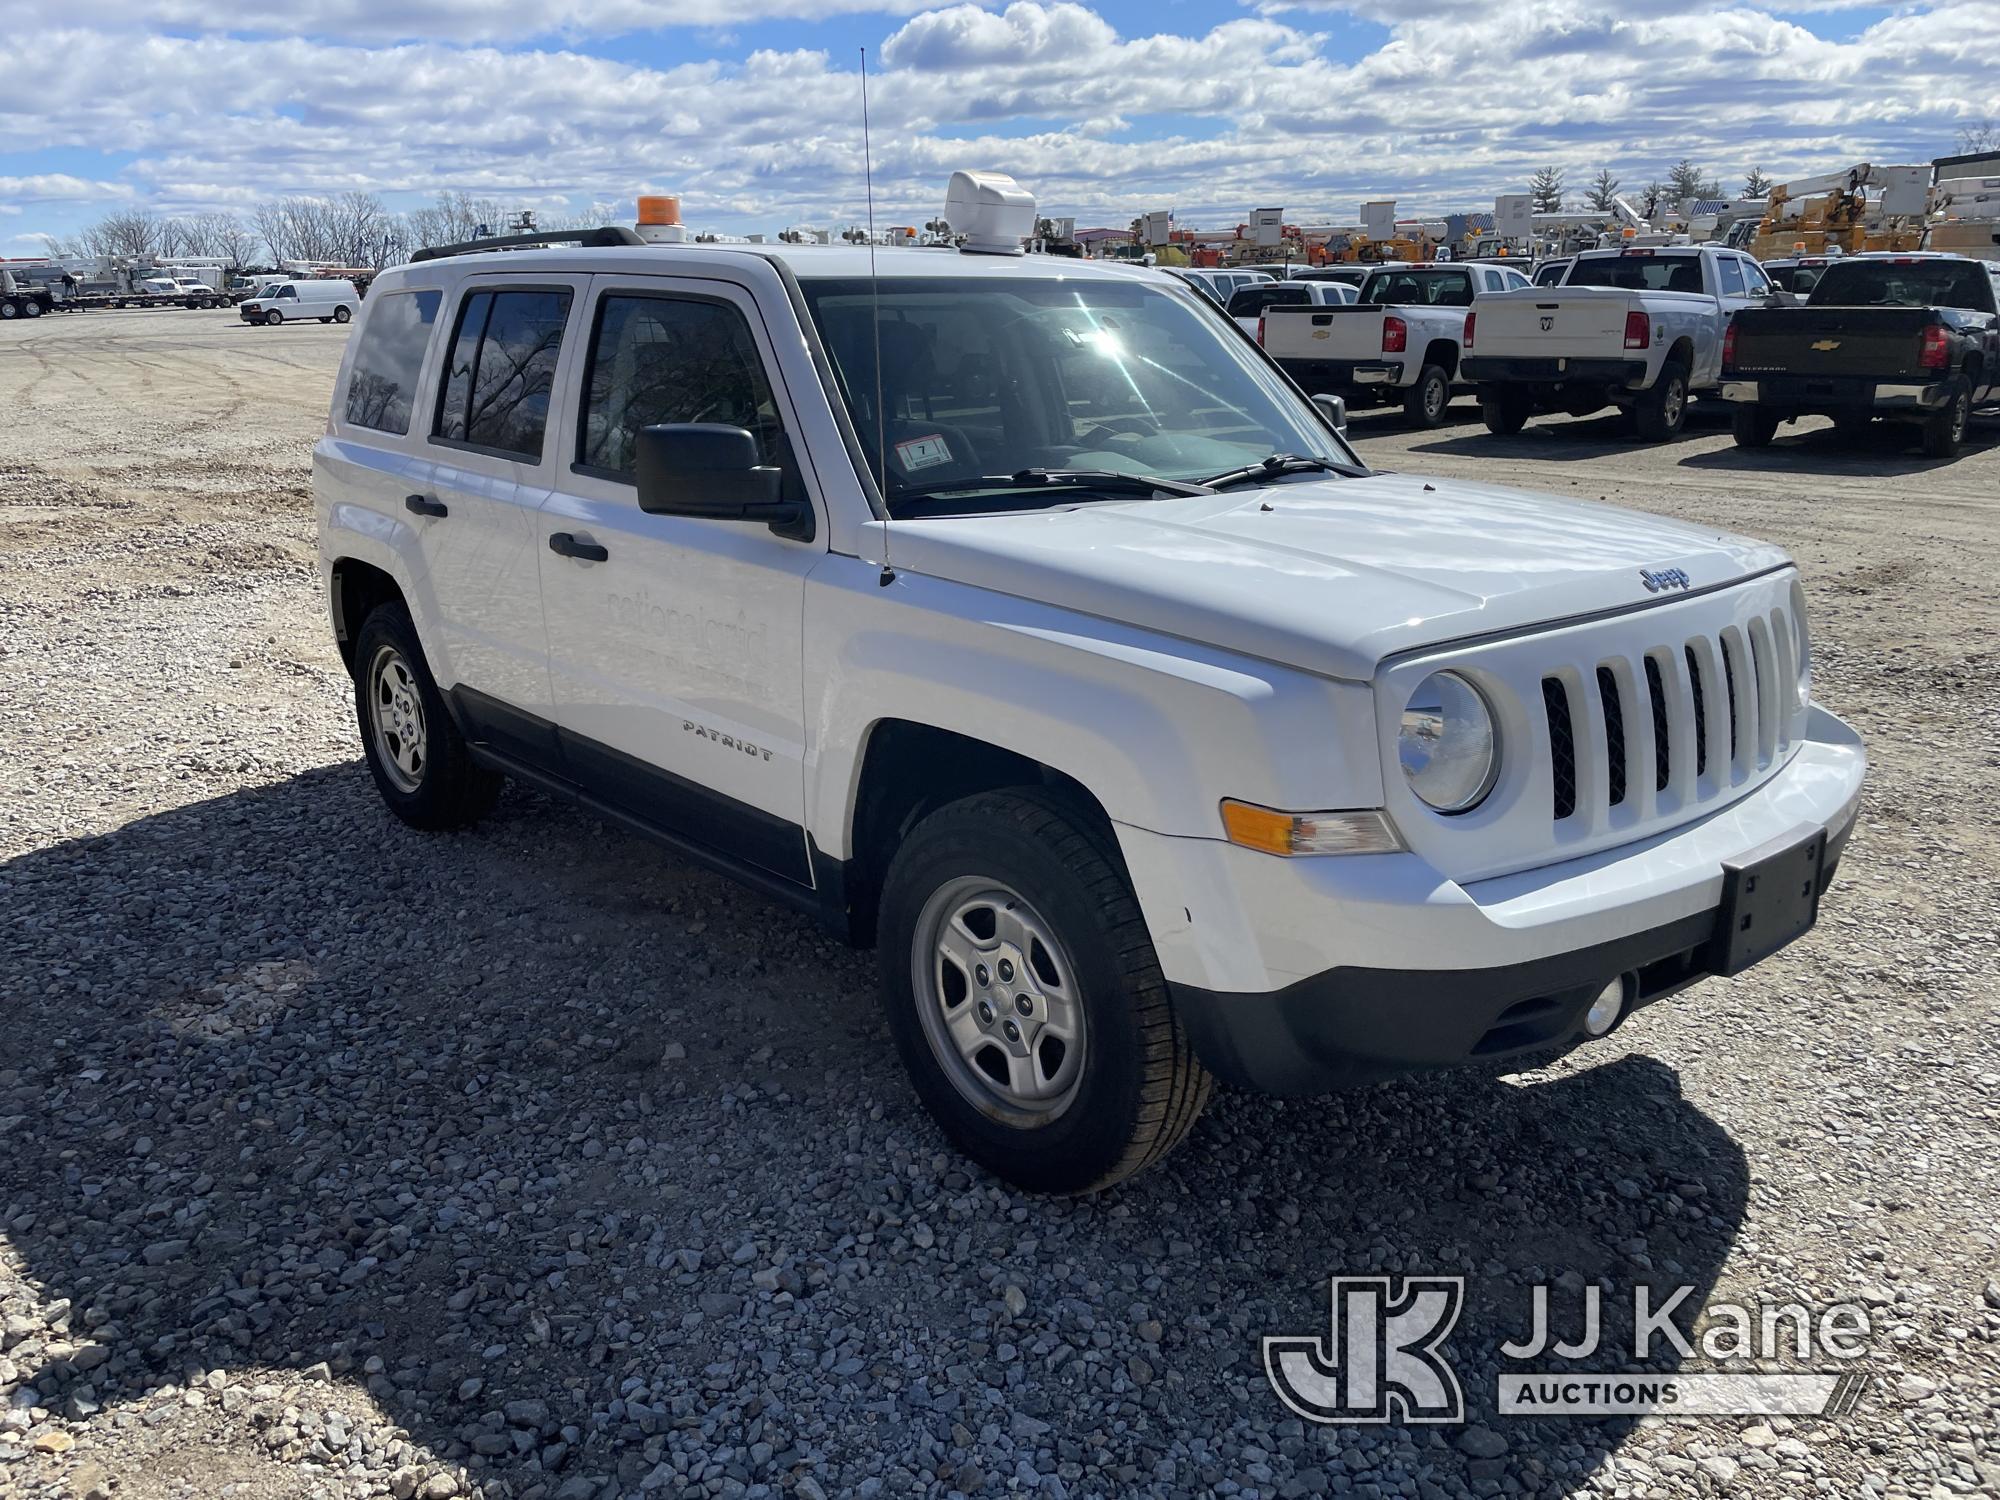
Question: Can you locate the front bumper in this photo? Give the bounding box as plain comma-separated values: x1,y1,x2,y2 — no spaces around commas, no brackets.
1718,376,1954,414
1117,705,1865,1095
1462,355,1648,388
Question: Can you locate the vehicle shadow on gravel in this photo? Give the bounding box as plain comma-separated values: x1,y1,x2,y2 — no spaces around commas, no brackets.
1,765,1747,1499
1402,407,1728,463
1675,420,1998,477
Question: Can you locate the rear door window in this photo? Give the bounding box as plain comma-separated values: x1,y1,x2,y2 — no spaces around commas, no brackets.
1716,256,1747,297
434,288,573,459
344,288,441,435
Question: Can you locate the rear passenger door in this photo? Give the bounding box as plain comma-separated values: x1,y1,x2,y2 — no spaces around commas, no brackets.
537,276,821,886
419,275,589,756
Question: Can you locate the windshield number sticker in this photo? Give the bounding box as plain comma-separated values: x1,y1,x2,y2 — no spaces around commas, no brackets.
896,434,953,472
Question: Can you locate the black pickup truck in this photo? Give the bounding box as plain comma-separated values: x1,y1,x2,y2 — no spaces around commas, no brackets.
1722,253,2000,458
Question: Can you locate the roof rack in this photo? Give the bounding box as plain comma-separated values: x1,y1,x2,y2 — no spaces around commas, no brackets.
410,226,645,263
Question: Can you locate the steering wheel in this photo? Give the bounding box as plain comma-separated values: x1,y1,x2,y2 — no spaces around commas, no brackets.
1087,415,1161,441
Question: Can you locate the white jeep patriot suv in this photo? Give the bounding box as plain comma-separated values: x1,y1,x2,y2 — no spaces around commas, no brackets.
315,184,1865,1193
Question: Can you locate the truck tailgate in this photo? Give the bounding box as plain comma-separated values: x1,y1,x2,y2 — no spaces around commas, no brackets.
1262,304,1388,361
1471,288,1634,359
1728,307,1935,380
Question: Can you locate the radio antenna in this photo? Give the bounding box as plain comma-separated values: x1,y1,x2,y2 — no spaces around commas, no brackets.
861,47,894,586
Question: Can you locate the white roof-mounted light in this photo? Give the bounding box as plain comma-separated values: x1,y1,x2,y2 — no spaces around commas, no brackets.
942,171,1036,256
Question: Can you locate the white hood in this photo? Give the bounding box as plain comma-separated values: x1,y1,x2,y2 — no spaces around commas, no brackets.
873,472,1791,680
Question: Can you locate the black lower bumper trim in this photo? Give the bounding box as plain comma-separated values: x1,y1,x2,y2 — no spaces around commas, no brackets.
1462,355,1648,387
1173,819,1852,1096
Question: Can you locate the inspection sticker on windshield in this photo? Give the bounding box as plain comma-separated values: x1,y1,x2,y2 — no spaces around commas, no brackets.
896,434,953,472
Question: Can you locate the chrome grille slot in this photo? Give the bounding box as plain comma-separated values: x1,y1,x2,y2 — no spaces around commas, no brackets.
1542,677,1576,821
1720,634,1741,760
1595,665,1627,807
1644,655,1670,792
1684,645,1708,776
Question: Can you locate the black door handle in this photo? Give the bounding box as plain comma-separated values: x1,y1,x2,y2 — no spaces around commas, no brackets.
405,494,448,518
548,532,609,562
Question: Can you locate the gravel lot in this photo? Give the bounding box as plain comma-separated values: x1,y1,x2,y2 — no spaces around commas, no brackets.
2,307,1997,1500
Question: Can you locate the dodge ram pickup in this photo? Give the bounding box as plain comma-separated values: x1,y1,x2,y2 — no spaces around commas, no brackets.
1463,245,1780,440
315,178,1866,1193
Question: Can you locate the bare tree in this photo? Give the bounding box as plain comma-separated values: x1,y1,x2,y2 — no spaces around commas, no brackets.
404,190,510,251
1584,168,1622,213
1529,165,1566,214
85,210,164,260
1957,119,1997,153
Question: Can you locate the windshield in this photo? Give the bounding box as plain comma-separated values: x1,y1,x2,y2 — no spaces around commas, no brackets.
1808,259,1994,312
800,275,1353,512
1358,267,1475,307
1565,254,1707,293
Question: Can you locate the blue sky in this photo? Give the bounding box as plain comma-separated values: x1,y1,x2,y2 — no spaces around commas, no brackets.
3,0,1993,252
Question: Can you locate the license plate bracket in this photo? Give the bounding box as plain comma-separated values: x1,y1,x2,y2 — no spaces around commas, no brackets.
1709,827,1827,976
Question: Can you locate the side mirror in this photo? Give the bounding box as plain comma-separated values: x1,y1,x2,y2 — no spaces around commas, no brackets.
634,424,813,542
1312,391,1348,433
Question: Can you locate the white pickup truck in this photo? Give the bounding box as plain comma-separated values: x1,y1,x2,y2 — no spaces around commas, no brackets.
315,179,1865,1193
1262,262,1532,427
1462,245,1780,440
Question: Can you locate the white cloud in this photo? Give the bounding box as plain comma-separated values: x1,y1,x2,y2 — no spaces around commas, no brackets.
6,2,1994,240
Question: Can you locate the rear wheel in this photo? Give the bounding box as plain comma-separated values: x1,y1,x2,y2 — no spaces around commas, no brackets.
1631,361,1689,442
333,306,352,324
1919,379,1970,459
1480,389,1530,435
1403,364,1451,428
1732,404,1781,449
878,788,1211,1193
22,299,42,319
352,603,501,831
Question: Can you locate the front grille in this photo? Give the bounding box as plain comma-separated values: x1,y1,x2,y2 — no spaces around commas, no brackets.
1540,602,1796,829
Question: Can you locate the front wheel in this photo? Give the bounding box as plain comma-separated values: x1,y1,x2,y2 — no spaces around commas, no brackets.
1919,379,1970,459
264,308,282,326
1403,364,1451,428
352,603,501,831
1732,404,1780,449
878,789,1211,1193
1631,362,1689,442
1480,389,1530,435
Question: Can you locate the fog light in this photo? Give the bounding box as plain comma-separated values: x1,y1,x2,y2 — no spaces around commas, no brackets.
1583,978,1627,1037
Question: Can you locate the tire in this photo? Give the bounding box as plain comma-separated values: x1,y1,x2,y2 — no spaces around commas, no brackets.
264,308,283,326
22,299,42,319
1480,389,1530,435
0,301,16,321
1403,364,1451,428
1732,404,1780,449
1631,360,1689,442
877,788,1212,1194
1919,379,1971,459
352,602,501,831
333,306,352,324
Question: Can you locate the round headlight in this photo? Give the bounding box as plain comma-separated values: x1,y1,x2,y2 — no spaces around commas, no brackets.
1399,671,1499,813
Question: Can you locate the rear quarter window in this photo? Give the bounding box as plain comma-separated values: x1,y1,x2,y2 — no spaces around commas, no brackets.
343,289,442,436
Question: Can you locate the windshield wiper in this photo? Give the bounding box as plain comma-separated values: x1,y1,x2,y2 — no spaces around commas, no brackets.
893,467,1215,504
1198,453,1352,489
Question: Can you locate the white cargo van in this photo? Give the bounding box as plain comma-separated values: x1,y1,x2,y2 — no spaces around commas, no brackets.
241,279,361,326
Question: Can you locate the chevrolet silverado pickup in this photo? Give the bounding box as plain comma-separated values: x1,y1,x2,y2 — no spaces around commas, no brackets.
1262,262,1532,427
1722,253,2000,458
